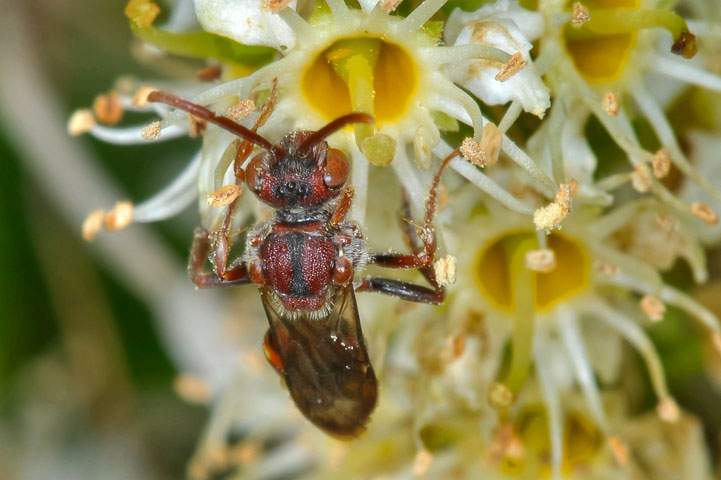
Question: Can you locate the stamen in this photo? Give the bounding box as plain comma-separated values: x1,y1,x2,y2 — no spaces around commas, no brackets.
656,397,681,423
524,249,556,273
572,2,591,28
652,148,670,178
82,209,106,242
105,201,134,231
534,334,563,480
141,121,162,140
125,0,161,28
630,163,653,193
89,122,184,144
433,75,485,140
361,133,396,166
132,85,158,107
225,99,255,121
325,0,349,17
498,101,522,133
601,92,619,116
691,202,719,226
533,179,578,232
173,373,213,404
608,436,628,465
380,0,402,12
593,300,671,404
423,44,510,66
558,308,608,430
633,87,721,205
133,152,201,222
398,0,448,36
412,449,433,477
640,295,665,322
495,53,527,82
488,382,515,409
67,109,95,136
206,185,243,208
449,156,535,215
647,54,721,92
278,7,315,40
93,91,124,125
605,271,721,340
263,0,292,13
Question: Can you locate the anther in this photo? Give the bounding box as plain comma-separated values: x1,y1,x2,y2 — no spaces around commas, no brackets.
602,92,619,116
691,202,719,225
141,121,161,140
105,201,134,231
525,249,556,273
572,2,591,28
631,164,653,193
225,99,256,121
656,397,680,423
652,149,670,179
67,109,95,136
132,85,158,107
82,209,106,242
495,52,527,82
640,295,665,322
206,185,243,207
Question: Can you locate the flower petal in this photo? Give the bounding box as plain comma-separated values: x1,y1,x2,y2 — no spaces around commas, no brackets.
444,1,550,117
194,0,296,50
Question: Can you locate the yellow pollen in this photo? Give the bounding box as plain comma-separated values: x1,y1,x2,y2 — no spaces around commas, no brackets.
141,121,161,140
572,2,591,28
302,37,417,124
475,230,590,313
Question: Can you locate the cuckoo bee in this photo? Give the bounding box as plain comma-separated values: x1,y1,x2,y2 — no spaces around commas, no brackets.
149,89,451,438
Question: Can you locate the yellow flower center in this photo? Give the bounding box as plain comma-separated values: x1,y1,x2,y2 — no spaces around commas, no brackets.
475,230,590,313
502,406,603,477
302,37,417,124
563,0,640,83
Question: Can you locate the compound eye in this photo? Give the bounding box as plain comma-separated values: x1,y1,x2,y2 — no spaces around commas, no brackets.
245,153,266,194
323,148,350,190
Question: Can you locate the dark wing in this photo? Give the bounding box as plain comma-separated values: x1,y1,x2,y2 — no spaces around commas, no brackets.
260,284,378,438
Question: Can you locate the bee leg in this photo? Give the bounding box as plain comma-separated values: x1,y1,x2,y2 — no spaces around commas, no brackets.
329,186,355,228
189,228,251,288
355,277,445,305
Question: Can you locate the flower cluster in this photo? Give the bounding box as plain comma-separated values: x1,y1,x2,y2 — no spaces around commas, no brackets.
70,0,721,478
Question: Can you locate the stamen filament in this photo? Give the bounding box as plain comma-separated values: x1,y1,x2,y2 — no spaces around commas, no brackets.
134,152,201,222
592,300,671,402
422,44,510,66
398,0,448,36
534,333,563,480
633,87,721,205
558,308,609,430
648,54,721,92
90,123,186,144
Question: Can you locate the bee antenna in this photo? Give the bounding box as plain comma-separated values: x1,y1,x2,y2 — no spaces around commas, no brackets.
298,113,374,160
148,91,274,151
